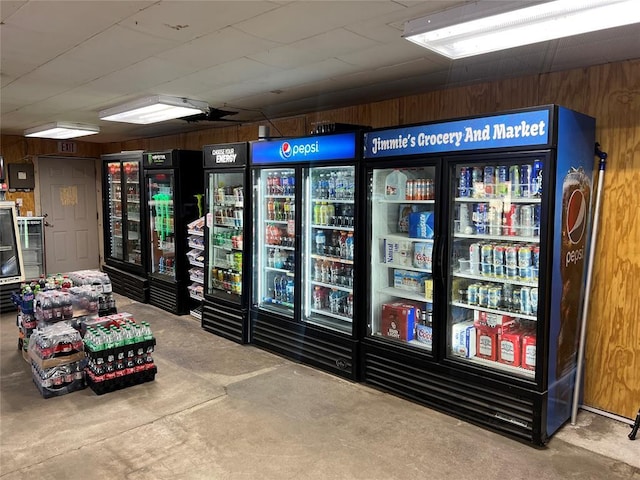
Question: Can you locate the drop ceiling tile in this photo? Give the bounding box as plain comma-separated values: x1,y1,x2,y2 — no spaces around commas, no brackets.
248,28,379,69
0,77,70,105
234,1,411,44
186,58,281,93
338,40,444,69
37,87,127,113
156,27,280,69
119,1,279,41
86,57,202,97
0,1,27,22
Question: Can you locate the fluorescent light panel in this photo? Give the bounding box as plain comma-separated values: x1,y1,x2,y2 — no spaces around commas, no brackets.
404,0,640,59
24,122,100,139
99,95,209,124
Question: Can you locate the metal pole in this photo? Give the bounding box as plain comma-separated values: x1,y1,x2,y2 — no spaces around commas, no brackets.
571,144,607,425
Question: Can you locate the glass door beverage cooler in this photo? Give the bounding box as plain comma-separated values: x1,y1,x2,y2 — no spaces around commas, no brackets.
250,132,363,380
0,201,25,286
201,143,251,343
102,151,148,302
361,105,596,445
143,150,203,315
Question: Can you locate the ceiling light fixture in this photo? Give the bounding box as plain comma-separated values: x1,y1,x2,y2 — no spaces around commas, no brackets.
24,122,100,139
404,0,640,59
99,95,209,124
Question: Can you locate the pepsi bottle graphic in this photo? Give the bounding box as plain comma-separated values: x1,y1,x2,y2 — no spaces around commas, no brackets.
556,167,591,379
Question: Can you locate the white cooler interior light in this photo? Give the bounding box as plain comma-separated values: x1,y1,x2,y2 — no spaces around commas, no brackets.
404,0,640,59
99,95,209,124
24,122,100,139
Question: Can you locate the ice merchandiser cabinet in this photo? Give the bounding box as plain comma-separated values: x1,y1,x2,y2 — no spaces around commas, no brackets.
201,142,251,343
143,149,203,315
102,151,149,302
362,105,595,445
250,133,362,379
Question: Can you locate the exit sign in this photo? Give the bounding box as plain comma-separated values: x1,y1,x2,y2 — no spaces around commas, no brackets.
58,141,77,153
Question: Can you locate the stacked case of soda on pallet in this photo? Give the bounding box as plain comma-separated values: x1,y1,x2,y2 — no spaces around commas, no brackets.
28,323,86,398
83,313,157,395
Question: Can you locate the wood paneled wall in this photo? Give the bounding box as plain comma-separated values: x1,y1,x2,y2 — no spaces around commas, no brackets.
4,59,638,419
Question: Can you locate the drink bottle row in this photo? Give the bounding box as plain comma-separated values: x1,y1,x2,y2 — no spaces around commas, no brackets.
267,249,295,271
312,259,354,287
405,178,435,201
212,229,243,249
214,206,243,226
312,287,354,318
456,202,541,237
267,171,296,195
267,198,294,221
458,162,543,199
215,185,244,204
314,230,354,259
313,170,355,200
211,268,242,294
460,282,539,316
267,274,295,304
312,202,355,227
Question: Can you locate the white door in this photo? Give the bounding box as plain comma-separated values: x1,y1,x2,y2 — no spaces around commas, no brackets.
38,156,100,274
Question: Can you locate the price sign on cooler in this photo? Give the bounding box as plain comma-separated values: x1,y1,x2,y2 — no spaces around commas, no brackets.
287,220,295,236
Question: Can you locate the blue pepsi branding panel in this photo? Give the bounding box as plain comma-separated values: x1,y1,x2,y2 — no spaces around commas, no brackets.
546,107,596,436
204,142,247,167
251,133,357,164
364,109,551,158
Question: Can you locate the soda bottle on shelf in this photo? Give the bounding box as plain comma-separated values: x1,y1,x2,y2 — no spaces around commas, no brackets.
285,279,294,303
267,198,275,220
346,233,354,260
51,293,63,321
313,286,323,309
328,172,337,199
315,230,326,255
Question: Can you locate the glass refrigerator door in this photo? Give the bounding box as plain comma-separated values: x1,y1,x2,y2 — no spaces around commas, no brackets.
147,171,176,280
0,204,24,284
252,167,296,317
447,161,542,378
18,218,45,279
303,165,356,334
368,167,436,350
123,161,142,266
105,161,123,260
206,171,245,301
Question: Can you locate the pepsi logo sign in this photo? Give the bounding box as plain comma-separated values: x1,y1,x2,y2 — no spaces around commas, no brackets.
279,140,319,160
280,142,292,159
566,189,586,245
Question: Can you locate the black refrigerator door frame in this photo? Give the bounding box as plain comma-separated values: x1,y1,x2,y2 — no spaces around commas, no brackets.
144,167,181,285
439,149,555,393
101,154,147,276
361,155,443,360
203,166,251,308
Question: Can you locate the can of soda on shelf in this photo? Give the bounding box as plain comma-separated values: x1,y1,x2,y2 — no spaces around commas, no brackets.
406,179,414,200
472,167,484,198
484,166,495,197
481,244,493,275
478,284,489,307
488,204,501,235
520,205,535,237
532,246,540,280
509,165,521,197
520,165,533,198
512,288,522,313
520,287,531,315
488,286,502,309
493,245,505,277
531,160,543,197
459,167,471,197
496,166,509,197
473,203,487,234
502,204,519,236
533,204,541,237
505,245,519,279
469,243,481,274
518,245,532,279
502,283,513,311
457,203,471,234
530,287,539,315
467,284,479,305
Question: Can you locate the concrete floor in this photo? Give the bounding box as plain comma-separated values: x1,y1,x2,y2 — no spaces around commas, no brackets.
1,294,638,480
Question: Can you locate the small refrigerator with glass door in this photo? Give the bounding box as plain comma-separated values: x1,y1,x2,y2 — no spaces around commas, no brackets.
102,151,148,302
250,132,363,380
201,143,251,343
143,150,203,315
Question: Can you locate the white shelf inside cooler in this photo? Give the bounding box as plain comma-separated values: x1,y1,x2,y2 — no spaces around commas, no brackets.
311,224,354,232
381,262,432,274
310,280,353,293
265,267,294,276
378,287,432,303
265,194,295,199
212,244,234,251
407,339,433,351
265,219,289,225
214,199,244,208
309,308,353,322
189,293,204,302
190,276,204,284
453,233,539,243
266,244,295,251
311,254,353,265
454,197,541,204
450,353,535,379
453,270,537,287
450,301,537,321
377,199,435,204
188,243,205,250
378,233,434,243
189,260,204,268
311,197,355,204
188,230,204,236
